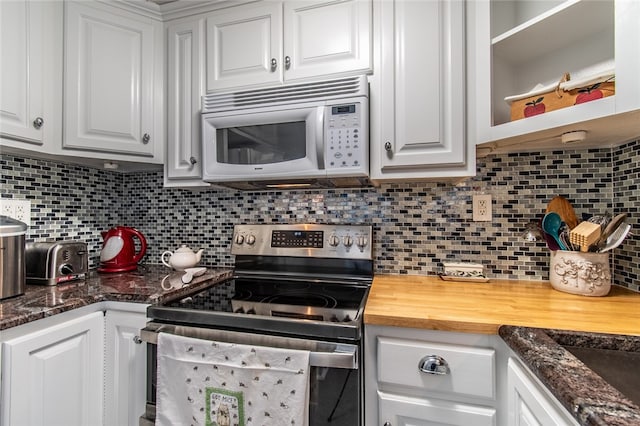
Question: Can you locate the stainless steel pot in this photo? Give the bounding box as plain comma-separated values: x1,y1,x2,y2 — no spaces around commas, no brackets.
0,215,28,300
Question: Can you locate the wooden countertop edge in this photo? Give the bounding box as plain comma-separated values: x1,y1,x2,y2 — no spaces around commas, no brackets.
364,275,640,336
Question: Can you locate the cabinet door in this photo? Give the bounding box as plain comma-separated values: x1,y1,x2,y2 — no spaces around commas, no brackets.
379,391,496,426
104,310,148,426
508,358,579,426
166,17,209,185
283,0,371,81
0,0,44,145
64,1,156,156
371,0,468,178
206,2,283,92
1,311,104,426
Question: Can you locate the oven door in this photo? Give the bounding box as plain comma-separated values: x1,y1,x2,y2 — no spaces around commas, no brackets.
139,322,361,426
201,104,325,183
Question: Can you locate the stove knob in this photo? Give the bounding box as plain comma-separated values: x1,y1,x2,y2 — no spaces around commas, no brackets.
343,235,353,248
246,234,256,245
328,235,340,247
246,308,256,315
235,234,245,245
356,236,368,249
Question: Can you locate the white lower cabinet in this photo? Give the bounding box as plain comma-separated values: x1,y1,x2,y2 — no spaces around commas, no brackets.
366,325,502,426
104,307,148,426
0,303,149,426
379,391,496,426
0,310,105,426
507,357,579,426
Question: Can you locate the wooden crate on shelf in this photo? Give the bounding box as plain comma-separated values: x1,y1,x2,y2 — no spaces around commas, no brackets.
509,80,615,122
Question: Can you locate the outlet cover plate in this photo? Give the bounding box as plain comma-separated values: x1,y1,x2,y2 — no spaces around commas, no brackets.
0,199,31,227
473,194,492,222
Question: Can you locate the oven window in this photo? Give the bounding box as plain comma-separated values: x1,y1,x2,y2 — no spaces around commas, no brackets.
216,121,306,165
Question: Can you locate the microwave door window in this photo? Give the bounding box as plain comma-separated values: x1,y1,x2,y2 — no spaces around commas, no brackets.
217,121,306,165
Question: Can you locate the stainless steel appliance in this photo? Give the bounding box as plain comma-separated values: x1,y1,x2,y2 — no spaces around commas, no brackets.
201,76,370,190
0,216,27,300
140,223,373,426
25,241,88,285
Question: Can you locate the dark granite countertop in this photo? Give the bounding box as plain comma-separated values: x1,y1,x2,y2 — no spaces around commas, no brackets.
500,325,640,426
0,264,233,330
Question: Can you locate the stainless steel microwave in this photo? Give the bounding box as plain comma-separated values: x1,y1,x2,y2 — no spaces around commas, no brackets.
201,76,369,190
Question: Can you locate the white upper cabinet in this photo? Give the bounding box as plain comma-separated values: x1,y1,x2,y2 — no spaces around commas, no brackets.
370,0,474,181
63,1,163,161
165,16,210,186
469,0,640,154
0,0,61,149
206,2,283,91
283,0,371,81
206,0,371,92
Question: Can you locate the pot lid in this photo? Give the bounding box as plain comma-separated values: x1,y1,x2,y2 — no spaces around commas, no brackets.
0,215,28,236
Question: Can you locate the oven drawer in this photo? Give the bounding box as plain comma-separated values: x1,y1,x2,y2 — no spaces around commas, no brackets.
377,337,496,399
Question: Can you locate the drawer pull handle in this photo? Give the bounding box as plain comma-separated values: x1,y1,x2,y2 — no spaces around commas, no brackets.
418,355,450,375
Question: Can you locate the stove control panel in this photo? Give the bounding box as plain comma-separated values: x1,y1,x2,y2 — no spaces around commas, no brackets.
232,224,372,259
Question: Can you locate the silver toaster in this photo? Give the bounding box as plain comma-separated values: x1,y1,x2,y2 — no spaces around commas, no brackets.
26,241,88,285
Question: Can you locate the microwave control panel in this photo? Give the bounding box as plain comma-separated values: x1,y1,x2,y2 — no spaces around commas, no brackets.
325,102,367,172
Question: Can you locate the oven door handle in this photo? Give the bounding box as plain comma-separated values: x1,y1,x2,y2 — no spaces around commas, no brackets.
140,322,358,369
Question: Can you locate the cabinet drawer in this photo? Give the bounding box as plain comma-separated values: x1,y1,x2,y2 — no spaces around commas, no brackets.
377,337,496,399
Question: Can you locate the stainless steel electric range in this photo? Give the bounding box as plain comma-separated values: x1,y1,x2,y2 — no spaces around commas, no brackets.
140,223,373,426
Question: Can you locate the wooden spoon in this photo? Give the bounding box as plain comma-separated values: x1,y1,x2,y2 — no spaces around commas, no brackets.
546,195,579,230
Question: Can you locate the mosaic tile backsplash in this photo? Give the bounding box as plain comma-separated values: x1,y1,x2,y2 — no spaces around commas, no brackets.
1,139,638,292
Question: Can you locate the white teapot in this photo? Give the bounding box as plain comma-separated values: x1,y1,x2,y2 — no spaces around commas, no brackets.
161,245,204,271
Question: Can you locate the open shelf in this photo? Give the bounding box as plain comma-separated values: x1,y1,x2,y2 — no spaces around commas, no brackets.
490,0,615,126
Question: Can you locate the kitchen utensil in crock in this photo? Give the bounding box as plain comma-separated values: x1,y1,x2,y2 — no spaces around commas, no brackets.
593,213,627,250
98,226,147,273
599,222,631,252
546,195,579,230
161,245,204,271
569,221,601,252
542,212,567,250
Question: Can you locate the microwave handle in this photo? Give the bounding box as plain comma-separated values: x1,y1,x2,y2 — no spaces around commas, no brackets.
316,107,325,170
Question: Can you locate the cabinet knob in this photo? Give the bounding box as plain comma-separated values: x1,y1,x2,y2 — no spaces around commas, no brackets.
418,355,450,375
142,133,150,144
33,117,44,129
384,141,392,152
271,58,277,71
384,423,392,426
189,156,197,165
133,335,143,344
285,55,291,70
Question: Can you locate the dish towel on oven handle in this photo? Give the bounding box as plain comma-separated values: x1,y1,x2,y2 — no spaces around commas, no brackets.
156,332,310,426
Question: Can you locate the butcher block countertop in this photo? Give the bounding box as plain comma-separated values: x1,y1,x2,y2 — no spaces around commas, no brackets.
365,275,640,426
364,275,640,336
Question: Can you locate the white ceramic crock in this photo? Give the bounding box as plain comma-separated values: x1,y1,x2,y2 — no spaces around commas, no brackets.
549,250,611,297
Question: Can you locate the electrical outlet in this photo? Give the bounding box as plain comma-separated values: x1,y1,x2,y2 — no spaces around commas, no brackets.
473,194,492,222
0,199,31,227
